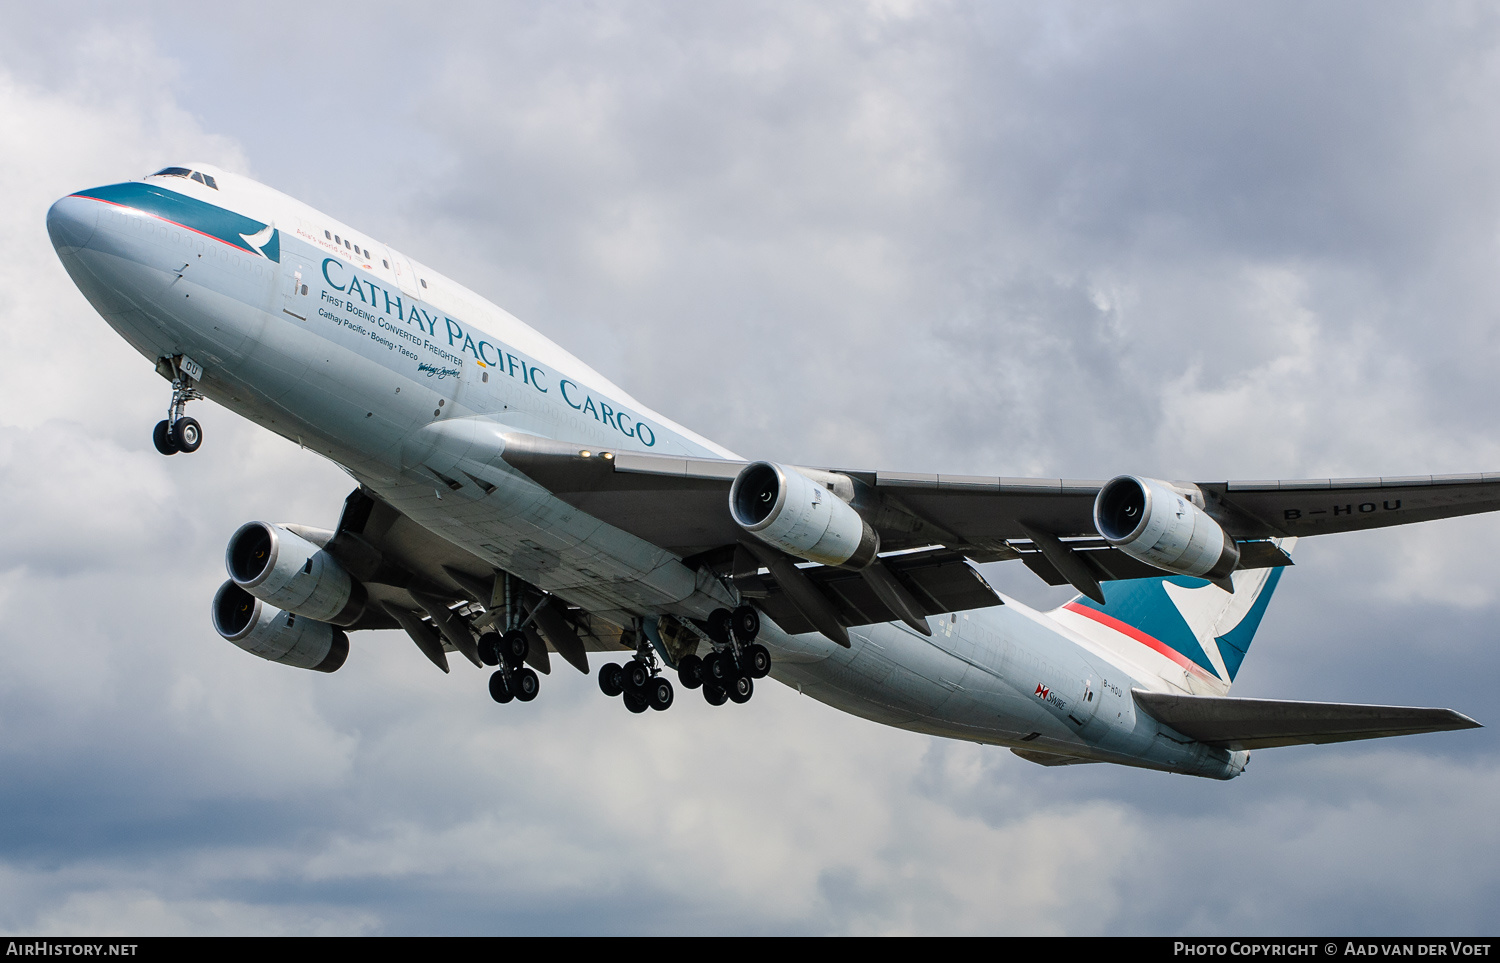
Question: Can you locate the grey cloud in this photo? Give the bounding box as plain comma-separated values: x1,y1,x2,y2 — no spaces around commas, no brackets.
0,0,1496,936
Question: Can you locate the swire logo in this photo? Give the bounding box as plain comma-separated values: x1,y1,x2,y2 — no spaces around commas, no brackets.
1034,683,1050,699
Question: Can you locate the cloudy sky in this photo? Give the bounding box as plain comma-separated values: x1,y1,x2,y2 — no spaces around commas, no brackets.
1,0,1497,935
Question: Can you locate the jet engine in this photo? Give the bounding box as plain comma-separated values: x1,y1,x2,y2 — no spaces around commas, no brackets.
1093,475,1240,581
225,521,366,626
211,581,349,672
729,461,879,567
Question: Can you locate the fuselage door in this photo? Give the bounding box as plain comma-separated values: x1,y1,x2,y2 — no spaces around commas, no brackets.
281,250,313,322
1070,672,1104,734
387,251,421,299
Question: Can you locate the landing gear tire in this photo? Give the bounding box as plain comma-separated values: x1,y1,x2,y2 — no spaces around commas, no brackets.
727,675,754,704
488,670,514,704
153,420,178,456
171,416,202,453
514,667,540,702
677,654,703,689
478,632,503,667
156,357,204,458
647,677,674,711
732,605,760,643
702,683,728,706
745,643,772,679
707,608,733,644
501,630,529,667
702,651,728,685
599,662,624,697
623,659,651,691
624,691,649,713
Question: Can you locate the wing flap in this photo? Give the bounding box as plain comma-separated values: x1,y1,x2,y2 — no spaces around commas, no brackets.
1133,689,1481,751
755,549,1003,635
1017,538,1293,587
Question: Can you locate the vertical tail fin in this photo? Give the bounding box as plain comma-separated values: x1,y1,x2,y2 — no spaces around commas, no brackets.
1051,539,1294,692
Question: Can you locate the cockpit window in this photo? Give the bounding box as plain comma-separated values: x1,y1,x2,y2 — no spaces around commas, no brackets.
149,167,218,189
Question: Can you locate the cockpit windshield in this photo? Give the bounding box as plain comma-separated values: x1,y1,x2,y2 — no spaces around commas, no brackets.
150,167,217,190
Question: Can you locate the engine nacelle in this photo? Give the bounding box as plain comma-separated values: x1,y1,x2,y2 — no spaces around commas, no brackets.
225,521,365,626
729,461,879,567
1093,475,1239,581
211,581,349,672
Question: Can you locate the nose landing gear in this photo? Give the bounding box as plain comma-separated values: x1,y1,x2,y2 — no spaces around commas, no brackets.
152,356,205,455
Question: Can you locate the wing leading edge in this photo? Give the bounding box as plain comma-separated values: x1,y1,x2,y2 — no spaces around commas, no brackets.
498,430,1500,571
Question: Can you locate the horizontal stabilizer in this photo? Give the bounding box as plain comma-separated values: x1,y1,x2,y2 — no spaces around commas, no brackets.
1133,689,1481,751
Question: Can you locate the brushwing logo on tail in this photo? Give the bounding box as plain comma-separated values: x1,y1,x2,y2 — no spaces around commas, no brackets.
1065,548,1289,684
1161,579,1236,680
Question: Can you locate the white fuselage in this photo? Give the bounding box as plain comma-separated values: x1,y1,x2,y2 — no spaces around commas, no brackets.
47,167,1246,779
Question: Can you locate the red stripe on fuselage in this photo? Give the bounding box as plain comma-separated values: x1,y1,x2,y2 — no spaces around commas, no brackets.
1061,602,1216,680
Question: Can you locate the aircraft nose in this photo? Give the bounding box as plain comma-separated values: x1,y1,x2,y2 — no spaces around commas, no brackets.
46,194,99,253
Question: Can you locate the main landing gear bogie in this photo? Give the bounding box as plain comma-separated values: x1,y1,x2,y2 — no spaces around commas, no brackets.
598,628,687,714
690,652,757,706
489,664,539,704
479,630,528,668
600,657,678,708
486,629,538,705
678,605,770,708
600,655,675,713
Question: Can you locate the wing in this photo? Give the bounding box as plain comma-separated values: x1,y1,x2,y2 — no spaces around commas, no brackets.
499,432,1500,612
302,488,634,675
503,433,1500,548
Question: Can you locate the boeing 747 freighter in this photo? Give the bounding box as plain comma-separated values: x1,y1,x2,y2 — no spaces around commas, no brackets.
46,164,1485,779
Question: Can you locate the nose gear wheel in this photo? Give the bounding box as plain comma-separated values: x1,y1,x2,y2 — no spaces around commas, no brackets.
152,355,205,456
